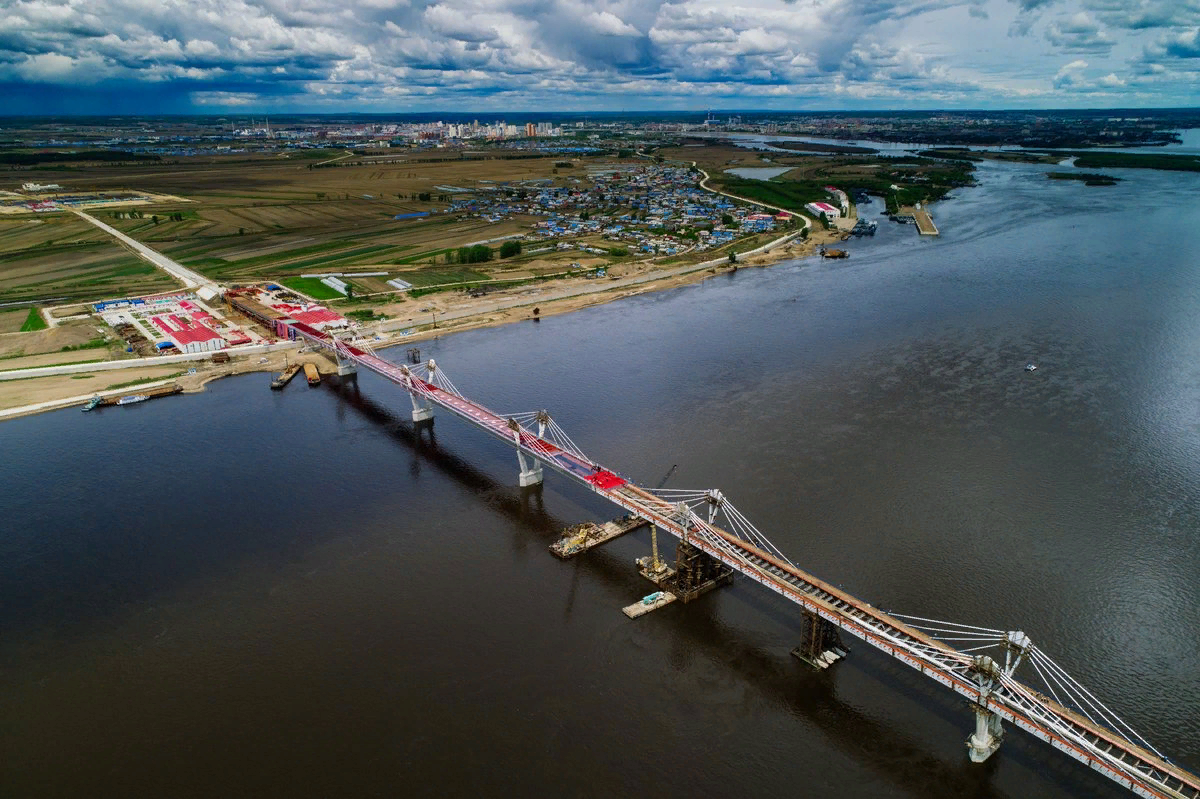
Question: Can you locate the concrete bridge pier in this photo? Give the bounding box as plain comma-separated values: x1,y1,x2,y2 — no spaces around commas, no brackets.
968,704,1004,763
410,393,434,422
517,450,543,487
336,355,357,377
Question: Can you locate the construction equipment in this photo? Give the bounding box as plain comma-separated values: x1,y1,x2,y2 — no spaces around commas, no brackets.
638,465,677,579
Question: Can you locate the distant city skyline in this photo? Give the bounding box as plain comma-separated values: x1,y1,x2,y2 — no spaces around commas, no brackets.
2,0,1198,114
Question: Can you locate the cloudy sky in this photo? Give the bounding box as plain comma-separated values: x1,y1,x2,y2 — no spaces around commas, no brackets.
2,0,1198,113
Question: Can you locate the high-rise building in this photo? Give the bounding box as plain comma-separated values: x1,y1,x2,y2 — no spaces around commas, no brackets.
525,122,536,138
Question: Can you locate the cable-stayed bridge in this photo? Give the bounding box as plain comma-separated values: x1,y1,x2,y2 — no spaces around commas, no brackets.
284,319,1198,799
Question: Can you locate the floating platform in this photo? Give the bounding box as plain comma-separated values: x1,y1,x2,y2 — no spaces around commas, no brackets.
304,362,321,386
636,557,676,587
549,515,648,559
622,591,677,619
84,383,182,410
271,362,302,390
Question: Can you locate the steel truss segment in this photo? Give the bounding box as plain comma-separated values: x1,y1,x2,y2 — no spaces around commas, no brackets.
272,334,1200,799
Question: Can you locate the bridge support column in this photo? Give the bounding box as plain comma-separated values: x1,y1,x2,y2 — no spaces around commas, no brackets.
668,540,733,603
967,704,1003,763
409,393,434,423
791,609,848,670
336,356,357,377
517,450,543,487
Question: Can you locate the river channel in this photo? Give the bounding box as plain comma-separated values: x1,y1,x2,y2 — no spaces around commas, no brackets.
2,157,1199,797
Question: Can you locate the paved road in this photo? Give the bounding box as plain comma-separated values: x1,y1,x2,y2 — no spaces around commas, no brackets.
72,210,221,295
696,165,815,224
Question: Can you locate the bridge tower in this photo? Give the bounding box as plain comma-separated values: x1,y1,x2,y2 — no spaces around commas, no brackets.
668,499,733,602
507,416,543,487
398,363,434,422
330,336,358,377
967,630,1032,763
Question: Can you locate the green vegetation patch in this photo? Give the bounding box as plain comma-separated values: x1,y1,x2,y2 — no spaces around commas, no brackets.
716,176,832,213
1047,152,1200,172
345,309,389,322
390,247,455,265
61,337,109,352
1048,172,1121,186
398,268,490,287
105,372,186,391
917,149,985,162
278,277,345,300
20,307,48,331
0,150,161,166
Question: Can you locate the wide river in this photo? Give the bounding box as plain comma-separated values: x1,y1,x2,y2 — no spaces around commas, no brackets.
3,158,1199,797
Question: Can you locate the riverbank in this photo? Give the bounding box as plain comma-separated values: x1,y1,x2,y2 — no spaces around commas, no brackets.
0,225,846,420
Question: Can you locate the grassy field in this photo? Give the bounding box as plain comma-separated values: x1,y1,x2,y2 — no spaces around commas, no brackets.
661,144,975,214
20,307,47,331
0,215,180,305
0,145,793,315
1,153,581,300
279,277,346,300
0,306,31,333
396,268,491,287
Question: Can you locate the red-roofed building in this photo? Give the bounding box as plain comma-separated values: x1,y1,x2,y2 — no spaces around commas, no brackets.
805,201,841,219
150,313,226,353
268,301,347,330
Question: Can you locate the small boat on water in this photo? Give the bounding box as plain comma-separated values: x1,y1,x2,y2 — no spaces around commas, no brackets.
117,394,149,405
1025,363,1038,372
304,362,321,386
851,218,877,236
81,396,103,412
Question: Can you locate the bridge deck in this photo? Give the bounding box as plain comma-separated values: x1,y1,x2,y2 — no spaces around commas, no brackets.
289,322,1198,799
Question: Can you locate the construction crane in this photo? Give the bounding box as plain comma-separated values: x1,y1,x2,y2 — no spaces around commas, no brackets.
640,465,677,578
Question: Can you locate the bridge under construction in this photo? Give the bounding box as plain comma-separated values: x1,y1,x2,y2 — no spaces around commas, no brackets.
280,316,1199,799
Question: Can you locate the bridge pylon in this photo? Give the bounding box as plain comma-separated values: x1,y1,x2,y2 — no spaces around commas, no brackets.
667,502,733,602
507,418,543,486
966,631,1031,763
398,363,434,422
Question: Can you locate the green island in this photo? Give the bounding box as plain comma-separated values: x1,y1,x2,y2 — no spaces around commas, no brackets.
1040,152,1200,172
1047,172,1122,186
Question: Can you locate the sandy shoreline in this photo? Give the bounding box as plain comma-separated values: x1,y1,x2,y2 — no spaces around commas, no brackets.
0,226,844,421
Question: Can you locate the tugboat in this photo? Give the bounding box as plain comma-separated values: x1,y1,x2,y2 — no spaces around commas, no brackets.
81,396,103,412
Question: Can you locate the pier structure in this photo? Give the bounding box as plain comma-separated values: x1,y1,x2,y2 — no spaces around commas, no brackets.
283,318,1199,799
913,208,939,235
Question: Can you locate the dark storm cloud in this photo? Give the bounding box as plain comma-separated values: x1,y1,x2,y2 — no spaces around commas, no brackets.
0,0,1194,108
